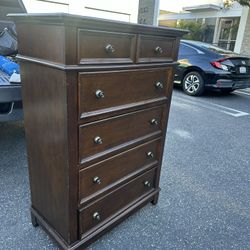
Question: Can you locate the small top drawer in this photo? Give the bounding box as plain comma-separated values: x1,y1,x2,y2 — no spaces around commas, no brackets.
137,35,176,63
77,29,136,64
78,68,171,118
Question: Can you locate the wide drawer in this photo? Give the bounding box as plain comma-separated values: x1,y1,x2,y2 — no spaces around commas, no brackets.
78,68,170,118
79,106,164,162
77,29,136,64
79,167,156,236
79,138,160,203
137,35,176,63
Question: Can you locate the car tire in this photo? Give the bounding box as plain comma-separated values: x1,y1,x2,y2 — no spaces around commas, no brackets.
220,88,234,94
182,71,205,96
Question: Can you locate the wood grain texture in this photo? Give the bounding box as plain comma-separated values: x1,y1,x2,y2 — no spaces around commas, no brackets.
78,67,170,116
79,138,161,204
10,13,186,250
65,71,79,243
20,62,70,241
79,105,165,161
136,35,175,63
79,167,157,236
16,23,65,64
77,29,136,64
10,13,187,39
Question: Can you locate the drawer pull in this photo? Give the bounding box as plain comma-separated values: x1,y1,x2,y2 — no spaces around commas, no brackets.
150,118,158,126
94,136,103,145
155,82,163,89
105,44,116,53
146,151,154,158
154,46,163,54
95,89,105,99
92,212,101,221
93,176,101,184
144,181,151,187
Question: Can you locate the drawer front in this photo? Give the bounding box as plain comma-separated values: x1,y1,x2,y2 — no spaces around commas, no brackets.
79,68,170,117
137,35,176,63
79,168,156,236
77,29,136,64
79,139,160,203
79,106,164,162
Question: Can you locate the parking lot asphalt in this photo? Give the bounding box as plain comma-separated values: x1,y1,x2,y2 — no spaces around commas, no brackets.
0,89,249,250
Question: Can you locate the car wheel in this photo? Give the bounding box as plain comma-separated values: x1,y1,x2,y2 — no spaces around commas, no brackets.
220,88,234,94
182,71,205,96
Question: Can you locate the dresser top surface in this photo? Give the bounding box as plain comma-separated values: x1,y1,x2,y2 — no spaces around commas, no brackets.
9,12,187,37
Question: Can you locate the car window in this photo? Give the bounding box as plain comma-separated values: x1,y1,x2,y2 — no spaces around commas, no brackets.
197,43,232,54
179,44,199,56
185,41,234,55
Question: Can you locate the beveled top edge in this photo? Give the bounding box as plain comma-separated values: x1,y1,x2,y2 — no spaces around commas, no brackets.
16,54,179,71
8,12,188,37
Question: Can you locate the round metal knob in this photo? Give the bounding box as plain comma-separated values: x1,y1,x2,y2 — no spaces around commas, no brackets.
146,151,154,158
93,212,101,221
93,176,101,185
94,136,102,145
154,46,163,54
95,89,105,99
105,44,115,53
150,118,158,126
144,181,151,187
155,82,163,89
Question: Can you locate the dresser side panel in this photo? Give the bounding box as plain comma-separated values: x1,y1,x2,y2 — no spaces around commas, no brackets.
15,23,66,64
21,62,70,242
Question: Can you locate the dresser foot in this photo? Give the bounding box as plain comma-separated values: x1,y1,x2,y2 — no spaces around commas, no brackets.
31,212,39,227
151,194,159,205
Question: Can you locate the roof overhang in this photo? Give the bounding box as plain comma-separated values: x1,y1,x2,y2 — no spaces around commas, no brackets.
159,8,242,21
183,4,222,12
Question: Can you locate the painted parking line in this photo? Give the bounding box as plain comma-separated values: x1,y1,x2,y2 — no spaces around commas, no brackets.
172,96,249,117
235,90,250,96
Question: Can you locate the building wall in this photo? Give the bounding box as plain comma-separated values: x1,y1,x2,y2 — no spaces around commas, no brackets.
158,19,177,27
160,0,223,13
22,0,139,23
158,10,176,27
159,1,245,52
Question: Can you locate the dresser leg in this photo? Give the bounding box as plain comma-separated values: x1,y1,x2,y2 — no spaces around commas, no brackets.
151,194,159,205
31,212,39,227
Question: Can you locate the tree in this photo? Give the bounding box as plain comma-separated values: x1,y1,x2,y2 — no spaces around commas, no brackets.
235,0,250,6
177,20,206,41
224,0,250,8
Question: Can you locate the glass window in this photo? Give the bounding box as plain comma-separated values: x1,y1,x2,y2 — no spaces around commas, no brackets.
179,44,198,55
194,41,234,54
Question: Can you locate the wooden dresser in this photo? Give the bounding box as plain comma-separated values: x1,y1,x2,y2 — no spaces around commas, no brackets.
10,13,185,249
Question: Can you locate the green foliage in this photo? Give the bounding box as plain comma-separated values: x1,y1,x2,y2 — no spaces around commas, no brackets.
224,0,250,8
177,20,206,41
223,0,233,8
235,0,250,6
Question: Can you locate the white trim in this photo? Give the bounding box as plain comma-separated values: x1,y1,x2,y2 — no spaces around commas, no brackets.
213,17,220,44
154,0,160,26
159,8,242,20
234,7,249,53
183,4,222,12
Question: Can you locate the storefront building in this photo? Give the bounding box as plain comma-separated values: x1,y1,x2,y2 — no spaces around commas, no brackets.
159,1,250,55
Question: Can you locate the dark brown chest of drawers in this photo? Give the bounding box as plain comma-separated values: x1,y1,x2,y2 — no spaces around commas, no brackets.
10,13,185,249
